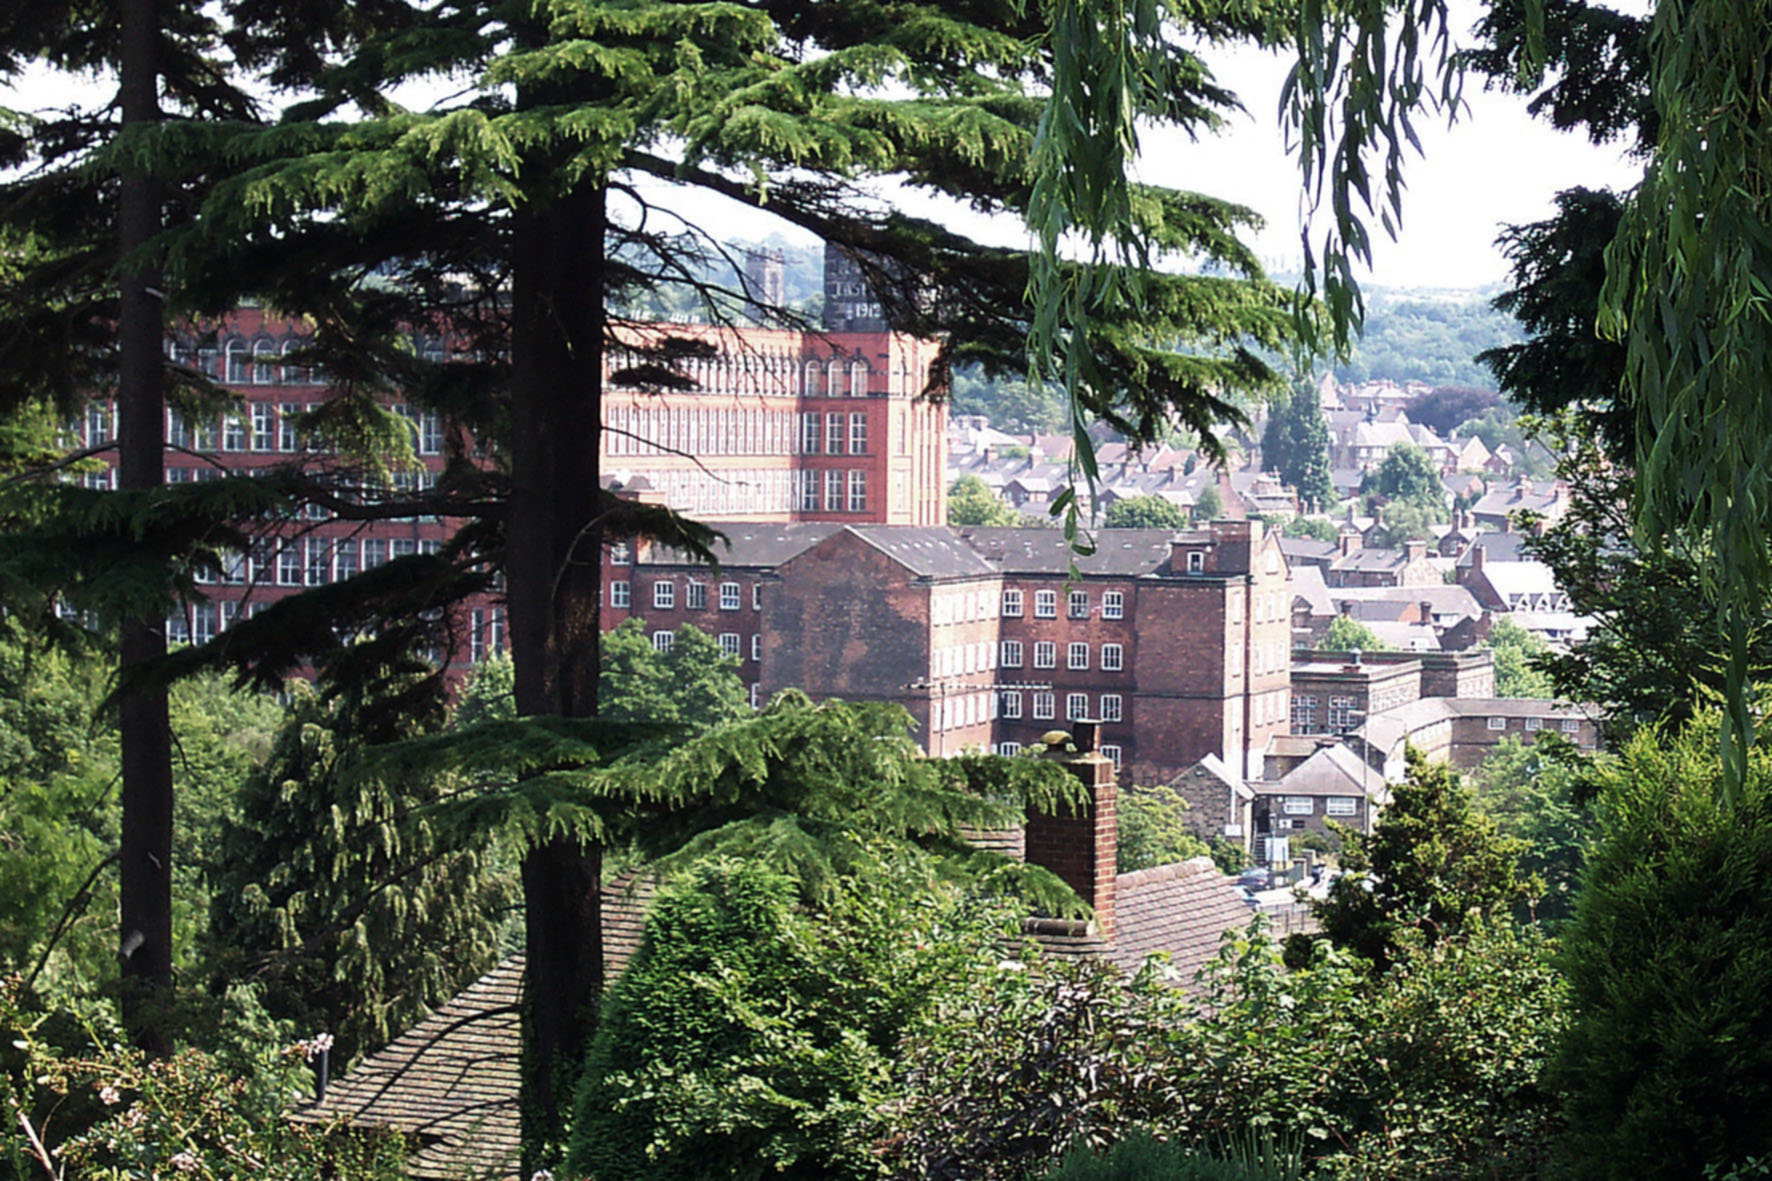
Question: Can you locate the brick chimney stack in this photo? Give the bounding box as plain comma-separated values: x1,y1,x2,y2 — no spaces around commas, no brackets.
1026,722,1118,938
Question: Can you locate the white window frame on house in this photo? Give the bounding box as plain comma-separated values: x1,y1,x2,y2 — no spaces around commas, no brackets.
800,413,821,454
825,469,844,511
1292,694,1318,732
1001,640,1023,668
1066,692,1088,721
1033,641,1056,669
651,630,674,653
997,741,1023,756
276,546,303,587
278,403,301,452
1068,590,1089,619
719,633,741,658
1033,691,1055,720
1186,551,1205,573
1101,693,1122,722
719,582,742,610
1001,691,1022,719
1101,744,1122,767
250,402,274,450
1068,642,1089,670
1002,588,1023,617
1034,589,1058,618
825,412,845,455
653,581,675,610
686,581,707,610
1561,718,1581,734
750,683,762,710
849,412,868,454
848,469,867,513
1327,695,1358,733
750,634,761,662
222,414,246,452
753,583,762,609
1326,797,1359,817
1102,643,1124,671
1488,716,1508,731
610,580,631,608
1102,591,1124,620
1283,796,1315,815
1525,715,1544,731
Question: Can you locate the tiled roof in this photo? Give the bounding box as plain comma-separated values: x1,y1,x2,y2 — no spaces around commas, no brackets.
1030,856,1254,986
295,876,658,1181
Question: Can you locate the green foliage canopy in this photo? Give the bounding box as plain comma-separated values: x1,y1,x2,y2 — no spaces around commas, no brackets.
1103,495,1190,531
1315,615,1389,653
1482,616,1554,699
1260,381,1334,510
949,476,1019,527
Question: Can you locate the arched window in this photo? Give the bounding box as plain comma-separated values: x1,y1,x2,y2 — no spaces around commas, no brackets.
803,359,822,396
280,338,306,385
252,338,277,384
849,359,869,397
224,339,250,384
827,358,844,395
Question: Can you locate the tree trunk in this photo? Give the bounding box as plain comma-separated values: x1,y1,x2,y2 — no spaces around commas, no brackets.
508,171,608,1170
116,0,175,1055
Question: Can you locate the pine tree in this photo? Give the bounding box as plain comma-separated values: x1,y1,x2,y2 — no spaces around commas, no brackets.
1260,380,1334,511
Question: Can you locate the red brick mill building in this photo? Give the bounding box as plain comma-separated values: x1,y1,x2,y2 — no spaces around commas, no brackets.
607,518,1293,783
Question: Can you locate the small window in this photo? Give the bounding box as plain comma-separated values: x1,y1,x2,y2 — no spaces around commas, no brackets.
998,741,1023,756
653,582,675,610
610,581,631,608
1186,551,1205,574
1561,718,1581,734
1033,641,1056,669
1001,640,1024,668
751,634,761,662
1101,744,1122,768
719,633,741,657
1002,588,1023,617
1326,797,1358,817
719,582,741,610
1034,589,1057,618
1067,642,1089,671
1488,716,1508,731
1068,590,1089,619
753,584,762,610
1102,643,1124,672
1033,691,1055,720
651,630,674,653
1102,591,1124,620
1101,694,1122,722
1066,692,1088,721
1283,796,1315,815
1001,691,1022,720
686,581,707,610
1525,715,1544,731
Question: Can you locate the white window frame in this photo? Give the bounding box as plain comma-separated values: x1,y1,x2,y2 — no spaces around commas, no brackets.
719,582,742,611
1068,590,1089,619
1326,797,1359,817
1101,643,1124,672
1101,744,1122,767
1186,551,1205,573
1067,642,1089,671
1034,589,1058,618
751,634,761,662
685,581,707,610
719,633,741,658
1525,715,1544,731
1032,691,1055,720
1002,588,1023,617
1282,796,1315,815
1102,591,1124,620
1001,691,1022,719
653,581,675,610
1561,718,1581,734
1101,694,1122,722
1066,692,1089,721
1488,716,1508,731
651,630,675,653
610,580,631,608
1033,641,1056,669
1001,640,1024,668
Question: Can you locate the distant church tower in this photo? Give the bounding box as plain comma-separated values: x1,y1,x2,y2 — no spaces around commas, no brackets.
744,247,786,315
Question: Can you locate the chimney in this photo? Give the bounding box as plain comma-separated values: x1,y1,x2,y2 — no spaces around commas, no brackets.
1338,531,1361,557
1026,723,1118,939
1404,539,1427,564
1419,599,1434,624
1470,543,1486,573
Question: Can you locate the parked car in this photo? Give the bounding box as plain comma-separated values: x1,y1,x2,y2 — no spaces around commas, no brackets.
1236,867,1271,892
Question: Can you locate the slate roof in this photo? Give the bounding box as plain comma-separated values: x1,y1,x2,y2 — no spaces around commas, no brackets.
643,522,841,569
294,876,658,1181
847,525,1002,579
1030,856,1256,983
1265,742,1383,799
1455,531,1532,566
956,526,1190,577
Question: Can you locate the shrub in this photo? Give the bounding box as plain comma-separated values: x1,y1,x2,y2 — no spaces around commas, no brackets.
1040,1131,1299,1181
1553,714,1772,1176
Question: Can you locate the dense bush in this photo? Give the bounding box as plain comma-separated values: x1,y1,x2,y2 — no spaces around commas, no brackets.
890,918,1563,1181
1041,1131,1299,1181
570,855,1013,1181
1554,715,1772,1176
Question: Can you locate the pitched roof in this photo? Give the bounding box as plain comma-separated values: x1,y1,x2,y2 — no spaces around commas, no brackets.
1031,856,1256,983
846,525,1001,579
294,877,658,1181
645,522,842,568
955,526,1189,577
1267,743,1383,799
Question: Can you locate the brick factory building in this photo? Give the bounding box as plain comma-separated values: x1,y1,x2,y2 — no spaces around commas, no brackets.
606,519,1293,783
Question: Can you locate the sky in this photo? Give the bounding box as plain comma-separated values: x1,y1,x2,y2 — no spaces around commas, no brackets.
3,6,1646,293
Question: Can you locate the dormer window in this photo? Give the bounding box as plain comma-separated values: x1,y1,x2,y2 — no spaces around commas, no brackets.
1186,551,1205,574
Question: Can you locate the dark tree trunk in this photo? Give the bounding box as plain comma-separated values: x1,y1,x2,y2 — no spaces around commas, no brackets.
116,0,175,1054
508,170,608,1169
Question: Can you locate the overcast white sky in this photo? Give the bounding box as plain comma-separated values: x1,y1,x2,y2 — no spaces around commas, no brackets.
4,5,1646,292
